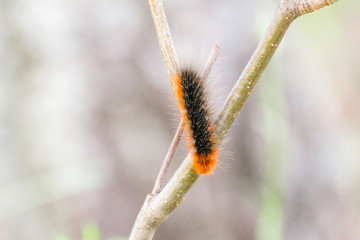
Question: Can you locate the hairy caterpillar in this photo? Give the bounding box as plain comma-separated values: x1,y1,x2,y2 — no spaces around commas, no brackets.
172,65,218,175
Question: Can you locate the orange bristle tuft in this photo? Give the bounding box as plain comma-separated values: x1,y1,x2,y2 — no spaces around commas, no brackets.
193,149,218,175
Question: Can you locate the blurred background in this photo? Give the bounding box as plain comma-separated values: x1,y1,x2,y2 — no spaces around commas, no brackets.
1,0,360,239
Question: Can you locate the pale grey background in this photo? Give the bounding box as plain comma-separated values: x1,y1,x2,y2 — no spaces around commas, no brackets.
1,0,360,239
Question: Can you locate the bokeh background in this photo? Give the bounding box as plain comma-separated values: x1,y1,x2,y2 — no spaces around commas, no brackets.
1,0,360,239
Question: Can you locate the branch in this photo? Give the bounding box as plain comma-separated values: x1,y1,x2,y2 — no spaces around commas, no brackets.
148,0,179,83
215,0,339,143
129,0,340,239
151,119,184,195
294,0,339,16
215,4,296,143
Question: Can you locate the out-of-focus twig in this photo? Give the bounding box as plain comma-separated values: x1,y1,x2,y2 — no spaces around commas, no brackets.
202,43,220,80
151,119,184,195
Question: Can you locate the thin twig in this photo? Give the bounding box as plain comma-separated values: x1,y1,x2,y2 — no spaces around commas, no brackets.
152,119,184,195
129,1,340,239
202,43,220,80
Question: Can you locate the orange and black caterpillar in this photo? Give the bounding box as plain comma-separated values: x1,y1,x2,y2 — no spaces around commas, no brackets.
172,66,218,174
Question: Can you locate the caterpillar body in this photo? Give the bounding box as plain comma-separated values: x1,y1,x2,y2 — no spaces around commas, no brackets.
173,66,218,175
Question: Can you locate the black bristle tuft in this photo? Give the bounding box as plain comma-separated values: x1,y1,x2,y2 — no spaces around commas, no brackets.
180,68,213,156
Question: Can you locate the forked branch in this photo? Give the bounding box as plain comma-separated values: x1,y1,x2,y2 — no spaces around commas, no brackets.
129,0,340,239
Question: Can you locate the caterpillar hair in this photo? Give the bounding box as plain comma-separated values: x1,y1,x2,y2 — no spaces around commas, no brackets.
172,63,218,175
